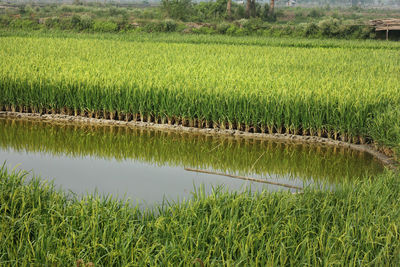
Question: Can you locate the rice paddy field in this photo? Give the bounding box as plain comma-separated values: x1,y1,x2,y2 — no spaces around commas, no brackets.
0,31,400,265
0,32,400,149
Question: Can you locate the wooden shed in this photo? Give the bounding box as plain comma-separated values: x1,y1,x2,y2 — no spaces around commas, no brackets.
370,19,400,40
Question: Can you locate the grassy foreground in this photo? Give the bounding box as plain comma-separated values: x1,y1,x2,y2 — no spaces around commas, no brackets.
1,165,400,265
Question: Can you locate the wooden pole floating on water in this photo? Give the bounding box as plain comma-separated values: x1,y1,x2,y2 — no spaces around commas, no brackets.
184,168,303,190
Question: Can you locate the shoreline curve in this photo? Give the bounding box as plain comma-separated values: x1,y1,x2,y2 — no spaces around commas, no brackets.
0,111,397,170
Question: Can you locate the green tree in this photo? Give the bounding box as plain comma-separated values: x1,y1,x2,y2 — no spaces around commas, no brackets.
162,0,193,21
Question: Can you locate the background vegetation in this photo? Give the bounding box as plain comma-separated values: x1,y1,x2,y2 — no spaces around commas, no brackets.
0,0,399,39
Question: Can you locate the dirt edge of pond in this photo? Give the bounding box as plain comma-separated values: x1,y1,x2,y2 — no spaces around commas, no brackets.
1,111,397,169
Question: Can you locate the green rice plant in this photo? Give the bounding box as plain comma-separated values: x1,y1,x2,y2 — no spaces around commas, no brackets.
0,164,399,265
0,34,399,150
2,30,400,50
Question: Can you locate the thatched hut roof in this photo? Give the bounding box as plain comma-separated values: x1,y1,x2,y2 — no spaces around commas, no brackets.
370,19,400,31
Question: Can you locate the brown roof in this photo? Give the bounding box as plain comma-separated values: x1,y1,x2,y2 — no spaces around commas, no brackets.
370,19,400,31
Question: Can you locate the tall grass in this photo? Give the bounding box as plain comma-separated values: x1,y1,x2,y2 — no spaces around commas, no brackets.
1,165,399,265
0,34,399,149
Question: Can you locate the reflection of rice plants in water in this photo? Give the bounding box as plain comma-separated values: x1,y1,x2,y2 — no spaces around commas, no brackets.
0,119,384,183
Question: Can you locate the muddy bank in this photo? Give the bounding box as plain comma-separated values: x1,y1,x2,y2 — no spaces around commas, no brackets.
0,111,397,169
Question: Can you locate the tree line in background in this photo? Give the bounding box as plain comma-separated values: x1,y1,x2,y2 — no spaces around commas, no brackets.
3,0,399,4
162,0,278,22
160,0,397,21
1,0,398,39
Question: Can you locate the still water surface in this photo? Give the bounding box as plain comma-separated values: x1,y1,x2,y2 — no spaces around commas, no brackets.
0,118,384,206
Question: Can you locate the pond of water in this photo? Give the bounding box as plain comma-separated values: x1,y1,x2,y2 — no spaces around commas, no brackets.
0,118,384,206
